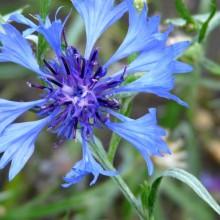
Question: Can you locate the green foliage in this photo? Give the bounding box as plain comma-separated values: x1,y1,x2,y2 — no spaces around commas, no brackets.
198,1,217,42
37,0,53,65
163,169,220,214
175,0,194,24
161,180,215,220
146,169,220,219
147,178,162,219
89,135,147,220
167,10,220,40
108,93,134,162
201,57,220,75
1,1,220,220
140,181,151,211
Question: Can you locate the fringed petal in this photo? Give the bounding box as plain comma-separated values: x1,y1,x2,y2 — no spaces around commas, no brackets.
174,61,194,73
0,116,51,180
72,0,127,58
8,8,70,56
116,40,191,76
105,108,170,175
0,24,47,76
8,13,37,36
105,0,172,67
0,99,46,134
62,137,118,187
35,8,70,56
115,60,189,106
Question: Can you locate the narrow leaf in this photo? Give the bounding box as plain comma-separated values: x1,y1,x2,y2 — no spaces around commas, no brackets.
175,0,194,23
149,168,220,218
201,57,220,75
166,12,220,38
199,1,217,42
161,180,215,220
37,0,53,65
199,78,220,90
140,181,151,210
147,177,162,218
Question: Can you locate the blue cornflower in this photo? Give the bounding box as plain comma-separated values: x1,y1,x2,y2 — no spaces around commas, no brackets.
0,0,192,186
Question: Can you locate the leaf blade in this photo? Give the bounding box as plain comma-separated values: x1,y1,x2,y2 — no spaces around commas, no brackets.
175,0,194,23
164,169,220,215
198,1,217,42
147,168,220,218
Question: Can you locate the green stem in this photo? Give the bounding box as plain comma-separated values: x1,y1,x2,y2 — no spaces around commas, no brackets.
37,0,53,65
108,133,121,163
186,62,201,176
108,96,133,162
112,174,145,220
91,139,147,220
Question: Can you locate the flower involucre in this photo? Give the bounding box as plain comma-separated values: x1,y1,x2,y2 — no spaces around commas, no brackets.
0,0,192,186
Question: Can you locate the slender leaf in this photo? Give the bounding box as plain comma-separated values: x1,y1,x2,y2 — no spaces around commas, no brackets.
199,78,220,90
161,180,215,220
37,0,53,65
147,177,162,218
166,12,220,36
148,168,220,218
201,57,220,75
163,169,220,215
140,181,151,211
199,1,217,42
175,0,194,23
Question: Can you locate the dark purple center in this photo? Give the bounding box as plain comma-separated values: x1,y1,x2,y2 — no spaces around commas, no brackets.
28,47,125,141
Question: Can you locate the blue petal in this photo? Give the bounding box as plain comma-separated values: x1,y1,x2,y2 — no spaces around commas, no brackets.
0,24,47,77
72,0,127,58
62,137,118,187
171,41,190,58
8,13,37,36
35,9,70,56
115,60,189,107
105,108,170,175
0,116,51,180
105,0,172,67
127,40,191,74
104,108,133,123
9,8,70,56
0,99,46,134
108,40,192,79
174,61,194,73
119,36,172,75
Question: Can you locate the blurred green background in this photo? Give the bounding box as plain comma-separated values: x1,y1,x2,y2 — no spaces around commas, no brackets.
0,0,220,219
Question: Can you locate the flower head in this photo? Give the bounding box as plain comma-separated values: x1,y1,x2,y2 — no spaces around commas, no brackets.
0,0,192,186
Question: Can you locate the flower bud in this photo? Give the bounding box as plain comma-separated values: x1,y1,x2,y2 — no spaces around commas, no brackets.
134,0,148,12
